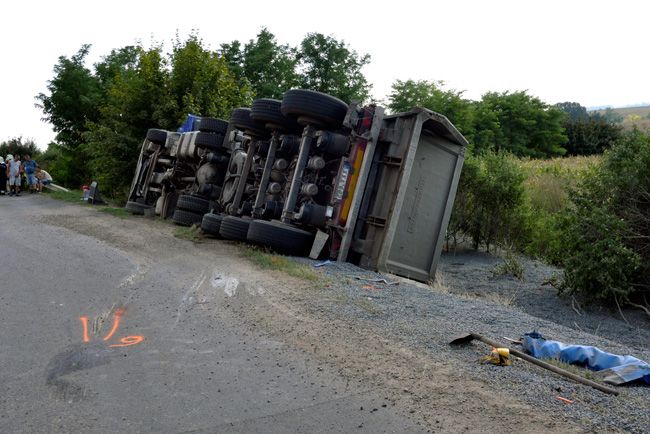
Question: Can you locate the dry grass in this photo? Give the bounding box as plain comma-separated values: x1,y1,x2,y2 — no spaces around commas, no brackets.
173,225,204,243
517,155,600,214
541,358,596,380
429,272,451,293
492,252,525,281
484,291,519,307
240,247,329,287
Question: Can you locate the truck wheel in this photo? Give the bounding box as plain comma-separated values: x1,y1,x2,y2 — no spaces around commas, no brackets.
194,132,224,150
172,209,203,226
246,220,315,256
251,98,301,132
125,201,152,215
230,108,268,138
176,195,210,215
201,213,224,237
198,117,228,134
146,129,167,145
219,216,251,241
281,89,348,129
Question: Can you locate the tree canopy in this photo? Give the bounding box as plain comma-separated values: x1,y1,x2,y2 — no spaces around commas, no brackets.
297,33,371,103
221,28,299,100
0,137,41,159
554,102,623,155
471,91,568,157
388,79,474,136
220,30,371,103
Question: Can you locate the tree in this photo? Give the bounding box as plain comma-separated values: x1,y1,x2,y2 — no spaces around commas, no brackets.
84,45,171,195
388,79,474,136
94,46,140,93
35,45,102,186
591,107,624,124
554,101,622,155
554,101,588,122
297,33,371,103
35,45,101,148
169,34,251,125
562,118,622,155
0,137,42,160
472,91,567,158
221,28,299,99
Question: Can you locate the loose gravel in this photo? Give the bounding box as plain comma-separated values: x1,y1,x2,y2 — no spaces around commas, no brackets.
295,250,650,434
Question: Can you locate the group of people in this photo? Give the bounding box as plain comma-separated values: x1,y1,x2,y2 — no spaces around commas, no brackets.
0,154,52,196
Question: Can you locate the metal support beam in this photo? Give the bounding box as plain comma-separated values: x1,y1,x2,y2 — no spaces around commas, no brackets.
252,131,279,218
281,125,315,223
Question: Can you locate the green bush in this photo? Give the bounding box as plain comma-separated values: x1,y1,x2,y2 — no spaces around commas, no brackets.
560,130,650,304
560,202,640,302
524,209,564,265
448,151,528,251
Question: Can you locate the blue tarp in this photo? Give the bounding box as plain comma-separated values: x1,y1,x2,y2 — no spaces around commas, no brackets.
523,332,650,385
178,114,201,133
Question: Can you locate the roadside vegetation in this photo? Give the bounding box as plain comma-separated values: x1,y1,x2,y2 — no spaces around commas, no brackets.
448,133,650,317
173,224,205,243
240,247,326,285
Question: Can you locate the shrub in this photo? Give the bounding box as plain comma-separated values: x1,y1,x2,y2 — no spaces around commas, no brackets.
560,130,650,305
524,209,564,265
559,201,641,302
517,155,599,265
448,151,528,251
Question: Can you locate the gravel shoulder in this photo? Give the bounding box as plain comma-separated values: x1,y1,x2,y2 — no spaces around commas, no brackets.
33,196,649,432
296,252,650,433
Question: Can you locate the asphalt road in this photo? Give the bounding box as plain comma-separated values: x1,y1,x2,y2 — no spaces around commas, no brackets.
0,196,422,433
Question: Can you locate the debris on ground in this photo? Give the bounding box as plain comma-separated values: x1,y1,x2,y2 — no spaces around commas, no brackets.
481,347,512,366
523,331,650,385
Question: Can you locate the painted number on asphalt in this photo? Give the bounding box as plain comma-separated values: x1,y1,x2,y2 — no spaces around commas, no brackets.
79,307,144,347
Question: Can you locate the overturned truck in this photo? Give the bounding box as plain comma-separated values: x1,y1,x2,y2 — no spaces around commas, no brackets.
127,89,467,282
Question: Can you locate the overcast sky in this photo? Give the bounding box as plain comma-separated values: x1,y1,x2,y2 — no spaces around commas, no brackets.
2,0,648,148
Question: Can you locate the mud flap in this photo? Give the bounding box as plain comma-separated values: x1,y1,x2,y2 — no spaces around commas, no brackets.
309,229,329,259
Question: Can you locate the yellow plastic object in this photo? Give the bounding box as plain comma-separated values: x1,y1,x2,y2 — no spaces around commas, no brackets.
482,347,512,366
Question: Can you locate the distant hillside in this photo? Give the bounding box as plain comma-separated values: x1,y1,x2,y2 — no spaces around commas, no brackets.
593,105,650,132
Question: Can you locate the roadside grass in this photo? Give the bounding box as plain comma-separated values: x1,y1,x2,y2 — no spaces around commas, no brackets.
173,224,204,243
240,246,329,286
44,188,130,215
44,188,85,204
492,252,525,281
484,291,519,307
99,207,131,219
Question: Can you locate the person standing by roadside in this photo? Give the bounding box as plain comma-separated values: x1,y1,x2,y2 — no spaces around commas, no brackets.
23,154,38,194
6,154,22,196
0,157,7,195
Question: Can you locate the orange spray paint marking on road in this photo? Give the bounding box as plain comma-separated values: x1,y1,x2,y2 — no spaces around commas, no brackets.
80,306,143,348
79,316,90,342
102,307,126,341
109,336,144,348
